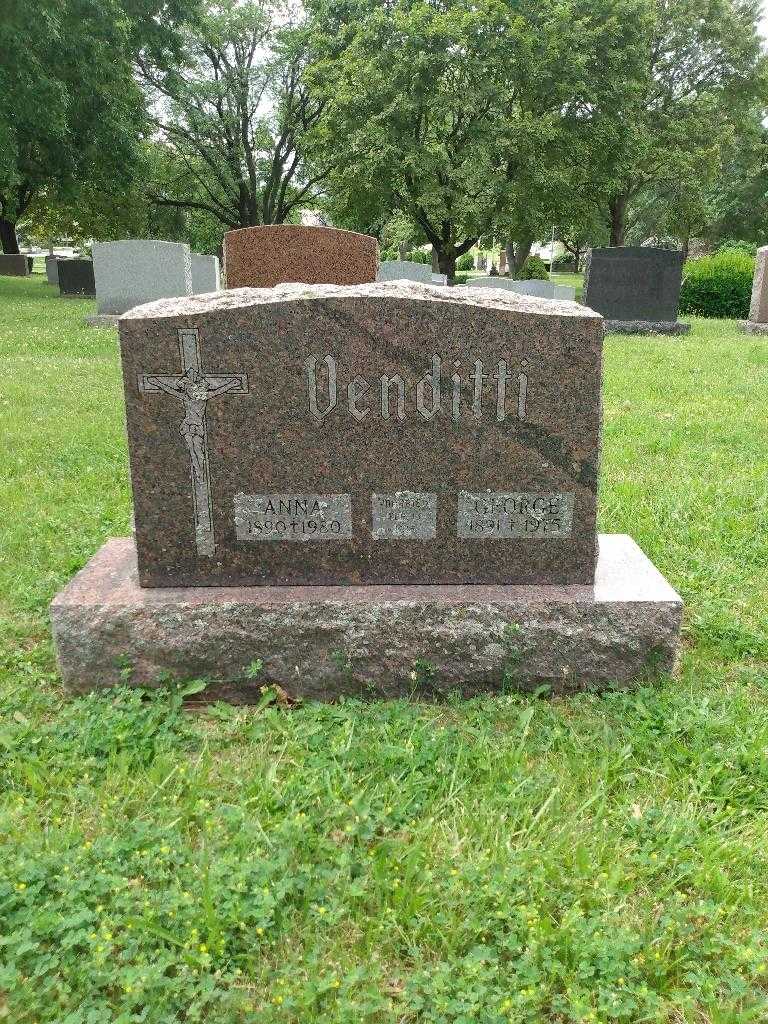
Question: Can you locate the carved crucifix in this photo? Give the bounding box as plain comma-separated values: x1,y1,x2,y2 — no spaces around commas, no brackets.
138,327,248,556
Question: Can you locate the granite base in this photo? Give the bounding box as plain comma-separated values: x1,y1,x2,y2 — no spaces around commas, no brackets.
85,314,120,328
51,535,683,700
738,320,768,336
604,319,691,335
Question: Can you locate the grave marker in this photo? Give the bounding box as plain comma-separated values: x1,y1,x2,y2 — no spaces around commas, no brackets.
51,281,683,697
224,225,377,289
583,246,688,334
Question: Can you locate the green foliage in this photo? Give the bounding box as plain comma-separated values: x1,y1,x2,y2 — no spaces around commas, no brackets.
717,239,758,257
4,276,768,1020
680,249,755,319
407,249,432,265
456,252,475,271
601,0,768,245
0,0,196,251
517,254,549,280
141,0,332,229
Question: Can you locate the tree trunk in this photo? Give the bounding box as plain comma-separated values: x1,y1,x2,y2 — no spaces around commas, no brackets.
608,195,628,246
681,237,690,262
506,236,533,278
0,219,20,254
398,241,408,260
431,246,439,273
437,248,456,285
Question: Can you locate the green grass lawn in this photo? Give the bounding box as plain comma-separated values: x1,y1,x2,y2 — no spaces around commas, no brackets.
2,275,768,1022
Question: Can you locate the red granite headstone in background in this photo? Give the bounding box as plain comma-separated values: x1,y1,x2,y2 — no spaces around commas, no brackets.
223,225,378,289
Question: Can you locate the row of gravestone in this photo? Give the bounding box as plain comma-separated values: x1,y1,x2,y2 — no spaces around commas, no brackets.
2,226,720,332
43,243,220,313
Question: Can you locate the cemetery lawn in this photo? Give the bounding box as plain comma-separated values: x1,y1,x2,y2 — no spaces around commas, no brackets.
2,273,768,1024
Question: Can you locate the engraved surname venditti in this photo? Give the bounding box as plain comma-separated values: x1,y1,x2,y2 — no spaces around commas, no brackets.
234,493,352,542
306,355,529,425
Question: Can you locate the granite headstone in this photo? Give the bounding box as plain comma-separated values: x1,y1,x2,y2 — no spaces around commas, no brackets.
377,260,432,283
51,280,684,696
583,246,688,333
45,254,60,285
117,282,602,588
224,225,377,289
92,240,192,315
465,277,574,300
740,245,768,335
191,254,220,294
0,254,30,277
58,259,95,297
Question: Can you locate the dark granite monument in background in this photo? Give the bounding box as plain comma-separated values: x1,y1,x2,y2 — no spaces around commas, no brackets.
58,259,96,298
0,254,30,277
51,281,682,699
584,246,688,334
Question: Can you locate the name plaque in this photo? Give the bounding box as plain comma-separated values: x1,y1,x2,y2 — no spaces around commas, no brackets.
457,492,574,539
234,493,352,541
372,492,437,540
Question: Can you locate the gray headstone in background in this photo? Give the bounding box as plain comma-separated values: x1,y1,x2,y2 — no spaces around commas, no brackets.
749,245,768,323
466,277,574,301
191,254,220,294
0,254,30,277
738,245,768,335
513,279,575,301
583,247,686,330
92,240,192,315
431,273,447,286
465,276,519,290
45,254,60,285
377,260,432,283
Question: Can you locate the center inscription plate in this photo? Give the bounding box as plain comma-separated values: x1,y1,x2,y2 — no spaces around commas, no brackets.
119,282,603,586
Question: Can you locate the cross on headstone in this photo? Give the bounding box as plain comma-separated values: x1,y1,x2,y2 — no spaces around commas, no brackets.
138,328,248,556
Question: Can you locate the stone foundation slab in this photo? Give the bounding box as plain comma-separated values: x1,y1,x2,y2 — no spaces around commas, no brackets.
738,320,768,335
50,535,683,700
604,319,691,335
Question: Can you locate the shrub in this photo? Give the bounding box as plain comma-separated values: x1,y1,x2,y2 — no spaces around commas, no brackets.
456,252,474,271
716,239,757,257
517,254,549,280
407,249,432,264
679,249,755,319
452,272,470,285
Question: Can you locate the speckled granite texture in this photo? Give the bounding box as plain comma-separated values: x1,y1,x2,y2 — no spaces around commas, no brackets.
118,281,603,587
739,320,768,335
0,254,30,276
92,240,192,314
50,535,682,697
223,225,378,288
377,260,432,283
749,245,768,323
604,319,691,335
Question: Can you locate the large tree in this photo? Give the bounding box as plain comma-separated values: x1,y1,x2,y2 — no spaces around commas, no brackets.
306,0,648,281
138,0,334,230
306,0,508,281
0,0,193,253
599,0,767,246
